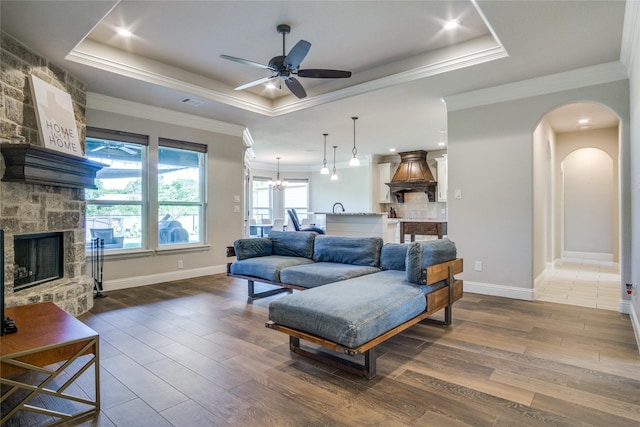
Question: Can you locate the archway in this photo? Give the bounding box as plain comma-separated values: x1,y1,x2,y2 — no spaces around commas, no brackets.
533,102,621,310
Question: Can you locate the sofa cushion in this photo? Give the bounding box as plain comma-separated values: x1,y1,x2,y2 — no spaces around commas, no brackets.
405,238,457,285
279,262,381,289
313,235,383,267
269,231,316,259
234,237,273,260
380,243,409,271
269,272,427,348
229,255,313,282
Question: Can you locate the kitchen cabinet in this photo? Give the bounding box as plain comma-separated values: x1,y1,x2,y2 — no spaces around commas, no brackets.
378,163,392,203
435,155,447,202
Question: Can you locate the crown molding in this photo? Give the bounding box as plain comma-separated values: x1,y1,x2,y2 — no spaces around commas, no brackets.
86,93,245,136
70,36,506,118
444,61,628,111
620,0,639,75
66,47,274,116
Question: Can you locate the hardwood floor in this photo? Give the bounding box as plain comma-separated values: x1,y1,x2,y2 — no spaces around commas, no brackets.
3,273,639,426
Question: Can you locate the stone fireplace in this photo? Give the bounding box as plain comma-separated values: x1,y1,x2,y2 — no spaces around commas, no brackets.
0,145,104,316
0,178,94,316
1,32,94,316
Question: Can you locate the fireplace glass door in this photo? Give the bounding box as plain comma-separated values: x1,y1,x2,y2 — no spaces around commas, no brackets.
13,232,63,291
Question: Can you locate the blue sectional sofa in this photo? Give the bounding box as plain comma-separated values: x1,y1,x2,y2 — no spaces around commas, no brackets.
227,231,463,378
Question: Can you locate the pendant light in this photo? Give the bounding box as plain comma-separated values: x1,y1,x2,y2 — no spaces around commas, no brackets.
331,146,338,181
349,116,360,167
320,133,329,174
268,157,288,190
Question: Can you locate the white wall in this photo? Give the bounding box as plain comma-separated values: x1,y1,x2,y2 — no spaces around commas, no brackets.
625,1,640,346
447,79,630,301
86,105,245,289
532,118,554,279
557,127,619,262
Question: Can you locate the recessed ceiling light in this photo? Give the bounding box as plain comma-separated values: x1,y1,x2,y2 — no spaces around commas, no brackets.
389,148,396,152
578,118,590,124
444,19,460,30
117,27,133,37
438,142,446,147
266,82,277,89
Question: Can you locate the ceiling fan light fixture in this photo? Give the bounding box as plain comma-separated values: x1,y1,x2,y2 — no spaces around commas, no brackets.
349,116,360,167
268,157,288,190
331,145,338,181
320,133,330,174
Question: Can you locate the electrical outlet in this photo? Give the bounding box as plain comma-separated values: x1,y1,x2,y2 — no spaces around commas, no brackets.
177,260,184,269
474,261,483,272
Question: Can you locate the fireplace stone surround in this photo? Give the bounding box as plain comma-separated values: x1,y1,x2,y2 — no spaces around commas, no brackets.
1,32,94,316
0,177,94,316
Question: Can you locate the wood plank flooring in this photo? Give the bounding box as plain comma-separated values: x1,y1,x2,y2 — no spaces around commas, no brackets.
3,273,639,426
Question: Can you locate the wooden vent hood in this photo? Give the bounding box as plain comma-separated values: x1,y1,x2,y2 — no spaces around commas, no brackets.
1,144,105,189
386,150,437,203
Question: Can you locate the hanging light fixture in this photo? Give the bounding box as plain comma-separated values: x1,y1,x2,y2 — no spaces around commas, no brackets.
331,146,338,181
349,116,360,167
320,133,329,174
268,157,288,190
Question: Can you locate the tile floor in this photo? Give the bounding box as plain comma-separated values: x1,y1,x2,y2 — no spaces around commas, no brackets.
536,259,622,311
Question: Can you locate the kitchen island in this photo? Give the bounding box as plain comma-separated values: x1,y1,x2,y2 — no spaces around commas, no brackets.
315,212,396,243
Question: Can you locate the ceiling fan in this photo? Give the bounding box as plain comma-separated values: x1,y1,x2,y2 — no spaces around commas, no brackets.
220,24,352,99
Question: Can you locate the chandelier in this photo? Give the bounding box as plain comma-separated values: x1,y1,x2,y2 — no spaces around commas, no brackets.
268,157,288,191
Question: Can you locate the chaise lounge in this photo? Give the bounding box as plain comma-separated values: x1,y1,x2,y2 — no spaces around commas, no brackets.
227,231,463,377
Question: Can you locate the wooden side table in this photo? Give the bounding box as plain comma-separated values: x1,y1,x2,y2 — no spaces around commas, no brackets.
1,302,100,425
399,221,447,243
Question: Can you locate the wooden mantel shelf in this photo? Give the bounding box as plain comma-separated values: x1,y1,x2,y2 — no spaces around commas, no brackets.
0,144,106,189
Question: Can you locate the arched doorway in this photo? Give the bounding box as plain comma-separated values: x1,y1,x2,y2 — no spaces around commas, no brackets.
533,102,621,311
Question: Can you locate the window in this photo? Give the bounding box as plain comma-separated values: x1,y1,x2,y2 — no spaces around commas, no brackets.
284,180,309,219
158,138,206,245
85,128,207,251
85,128,147,250
251,177,272,223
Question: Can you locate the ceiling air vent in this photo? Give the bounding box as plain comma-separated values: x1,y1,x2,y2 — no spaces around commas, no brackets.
179,97,204,106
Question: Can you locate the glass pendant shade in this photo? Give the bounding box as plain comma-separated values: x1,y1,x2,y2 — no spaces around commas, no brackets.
331,145,338,180
349,116,360,167
320,133,329,174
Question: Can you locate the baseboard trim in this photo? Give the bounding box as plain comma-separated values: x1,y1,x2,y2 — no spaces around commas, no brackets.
629,301,640,353
561,251,614,263
463,281,536,301
103,265,227,291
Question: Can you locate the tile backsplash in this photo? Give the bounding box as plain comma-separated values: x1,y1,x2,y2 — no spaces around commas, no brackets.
385,192,447,220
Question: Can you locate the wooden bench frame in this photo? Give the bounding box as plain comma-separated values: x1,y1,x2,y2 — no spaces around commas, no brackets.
265,258,463,379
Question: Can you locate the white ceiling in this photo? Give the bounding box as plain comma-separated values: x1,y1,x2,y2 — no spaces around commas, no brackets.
0,1,627,169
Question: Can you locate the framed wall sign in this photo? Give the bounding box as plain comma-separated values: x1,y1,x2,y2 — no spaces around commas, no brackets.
29,75,83,157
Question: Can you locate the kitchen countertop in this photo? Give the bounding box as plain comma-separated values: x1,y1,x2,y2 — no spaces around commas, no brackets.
316,212,388,215
397,218,447,222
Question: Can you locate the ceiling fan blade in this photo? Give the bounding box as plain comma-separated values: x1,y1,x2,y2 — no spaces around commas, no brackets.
234,75,276,91
284,77,307,99
220,54,275,71
284,40,311,70
297,69,352,78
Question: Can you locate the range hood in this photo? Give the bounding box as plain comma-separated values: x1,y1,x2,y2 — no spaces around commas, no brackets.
386,150,437,203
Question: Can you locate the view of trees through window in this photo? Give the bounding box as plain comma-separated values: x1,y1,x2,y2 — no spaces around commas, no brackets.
85,130,206,250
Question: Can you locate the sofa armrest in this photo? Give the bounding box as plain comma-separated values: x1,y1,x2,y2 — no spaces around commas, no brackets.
233,237,273,260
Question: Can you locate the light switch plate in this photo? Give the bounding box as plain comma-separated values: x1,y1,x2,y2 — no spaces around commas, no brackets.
454,189,462,199
234,195,241,202
233,205,240,212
